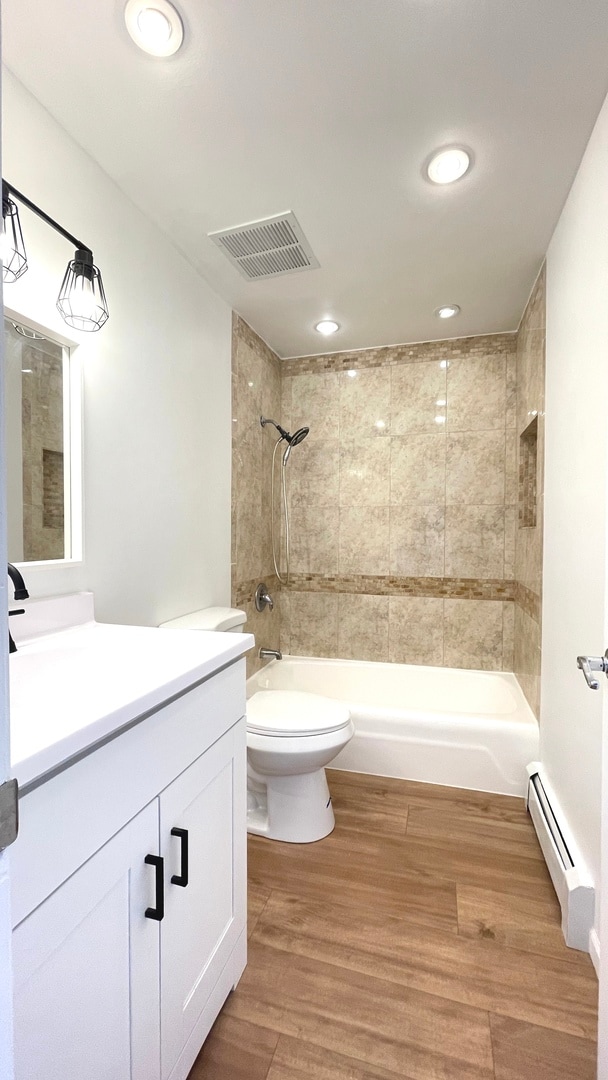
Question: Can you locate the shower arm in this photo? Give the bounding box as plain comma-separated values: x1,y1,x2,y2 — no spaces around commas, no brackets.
260,416,290,441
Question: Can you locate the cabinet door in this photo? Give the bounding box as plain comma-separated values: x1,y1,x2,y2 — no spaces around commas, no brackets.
160,719,246,1080
12,800,161,1080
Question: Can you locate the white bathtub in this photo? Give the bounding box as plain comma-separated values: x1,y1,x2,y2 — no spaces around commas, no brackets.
247,656,539,797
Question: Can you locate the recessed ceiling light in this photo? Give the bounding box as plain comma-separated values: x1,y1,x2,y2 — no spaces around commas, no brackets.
315,319,340,336
426,147,471,185
435,305,461,319
125,0,184,56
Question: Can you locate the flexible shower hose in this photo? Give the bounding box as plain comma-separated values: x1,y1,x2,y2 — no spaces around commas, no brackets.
271,436,290,584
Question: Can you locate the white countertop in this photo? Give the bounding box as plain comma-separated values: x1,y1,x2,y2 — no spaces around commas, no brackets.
9,594,253,790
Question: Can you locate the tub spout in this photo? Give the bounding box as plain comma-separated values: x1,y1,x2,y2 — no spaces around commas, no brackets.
259,648,282,661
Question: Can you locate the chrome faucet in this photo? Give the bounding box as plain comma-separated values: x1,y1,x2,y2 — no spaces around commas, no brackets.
7,563,29,655
259,648,282,661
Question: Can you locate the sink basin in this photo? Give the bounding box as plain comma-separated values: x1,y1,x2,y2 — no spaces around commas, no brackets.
10,592,253,790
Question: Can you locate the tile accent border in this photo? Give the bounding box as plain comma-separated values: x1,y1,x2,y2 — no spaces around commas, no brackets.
237,573,514,603
515,581,541,625
283,332,516,376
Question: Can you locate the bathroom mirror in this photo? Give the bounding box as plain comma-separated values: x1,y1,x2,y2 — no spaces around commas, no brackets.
4,316,81,563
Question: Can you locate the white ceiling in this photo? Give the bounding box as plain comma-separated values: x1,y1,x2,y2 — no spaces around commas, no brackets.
3,0,608,357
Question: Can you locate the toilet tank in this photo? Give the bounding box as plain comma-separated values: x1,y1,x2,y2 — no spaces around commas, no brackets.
159,606,247,633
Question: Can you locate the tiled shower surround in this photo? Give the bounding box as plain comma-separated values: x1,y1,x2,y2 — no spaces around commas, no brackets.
514,267,546,716
280,333,518,672
231,314,282,676
232,294,545,712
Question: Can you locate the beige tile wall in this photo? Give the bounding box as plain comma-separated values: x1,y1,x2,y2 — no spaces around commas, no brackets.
231,315,283,676
279,333,518,670
232,313,546,682
514,266,546,716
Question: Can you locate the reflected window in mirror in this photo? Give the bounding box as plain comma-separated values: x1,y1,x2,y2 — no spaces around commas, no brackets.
4,317,81,563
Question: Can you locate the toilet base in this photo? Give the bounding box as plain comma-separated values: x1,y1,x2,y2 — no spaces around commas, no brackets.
247,766,335,843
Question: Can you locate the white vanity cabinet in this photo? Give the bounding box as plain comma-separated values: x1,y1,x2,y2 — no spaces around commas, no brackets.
10,658,248,1080
12,800,162,1080
160,725,246,1080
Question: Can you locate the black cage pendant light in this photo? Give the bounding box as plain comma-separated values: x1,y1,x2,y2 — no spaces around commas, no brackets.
57,247,109,332
1,179,109,332
1,183,28,283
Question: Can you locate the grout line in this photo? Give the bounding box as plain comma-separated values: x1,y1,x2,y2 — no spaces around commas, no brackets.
268,1032,416,1080
337,373,342,588
250,887,273,938
502,363,508,670
488,1011,498,1080
264,1034,281,1080
442,361,448,666
455,882,462,937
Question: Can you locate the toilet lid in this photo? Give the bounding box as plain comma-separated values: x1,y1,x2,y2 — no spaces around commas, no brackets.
247,691,351,738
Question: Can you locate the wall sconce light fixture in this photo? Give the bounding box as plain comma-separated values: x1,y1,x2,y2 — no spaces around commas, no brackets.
1,186,28,283
1,179,109,332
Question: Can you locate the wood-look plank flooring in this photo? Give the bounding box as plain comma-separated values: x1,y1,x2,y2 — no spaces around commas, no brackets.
190,770,598,1080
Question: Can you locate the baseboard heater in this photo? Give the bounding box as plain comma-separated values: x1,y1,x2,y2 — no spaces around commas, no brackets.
526,763,594,952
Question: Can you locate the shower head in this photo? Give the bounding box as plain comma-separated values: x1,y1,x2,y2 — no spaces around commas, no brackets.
289,427,309,447
282,426,309,464
260,416,310,460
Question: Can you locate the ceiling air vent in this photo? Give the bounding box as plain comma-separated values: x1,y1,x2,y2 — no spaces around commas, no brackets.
208,212,320,281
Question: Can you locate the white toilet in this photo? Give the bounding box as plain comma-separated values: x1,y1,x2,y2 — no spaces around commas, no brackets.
160,607,354,843
247,690,353,842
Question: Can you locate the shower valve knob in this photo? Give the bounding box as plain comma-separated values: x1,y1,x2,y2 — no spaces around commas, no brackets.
255,583,274,612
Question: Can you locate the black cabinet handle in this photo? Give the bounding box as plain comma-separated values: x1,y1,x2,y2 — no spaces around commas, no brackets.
144,854,164,920
171,828,189,888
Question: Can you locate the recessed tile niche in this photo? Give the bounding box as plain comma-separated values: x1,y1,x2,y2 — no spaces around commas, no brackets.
519,416,538,529
42,449,64,531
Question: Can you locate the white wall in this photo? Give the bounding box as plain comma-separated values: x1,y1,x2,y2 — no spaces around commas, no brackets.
542,91,608,914
1,69,232,626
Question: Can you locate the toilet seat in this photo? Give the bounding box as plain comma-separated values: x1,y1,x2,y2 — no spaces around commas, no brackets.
247,690,351,738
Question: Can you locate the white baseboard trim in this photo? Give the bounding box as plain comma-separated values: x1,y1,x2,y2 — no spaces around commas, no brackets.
526,763,595,953
589,928,601,977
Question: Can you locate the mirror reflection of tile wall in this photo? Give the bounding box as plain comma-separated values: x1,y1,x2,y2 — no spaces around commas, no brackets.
4,320,65,562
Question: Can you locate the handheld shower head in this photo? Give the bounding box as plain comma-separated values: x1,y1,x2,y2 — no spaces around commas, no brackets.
264,417,310,584
289,427,310,447
282,426,309,464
